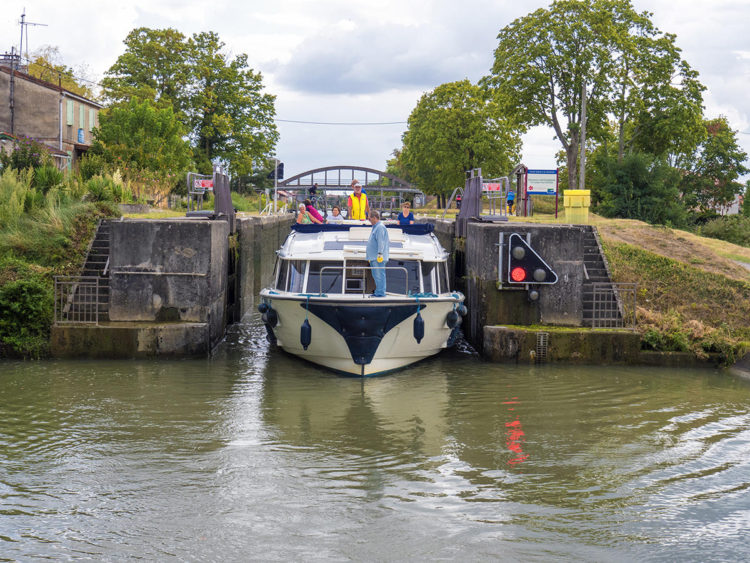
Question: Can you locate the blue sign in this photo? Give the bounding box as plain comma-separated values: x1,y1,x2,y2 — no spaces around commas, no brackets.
77,128,84,144
526,169,558,195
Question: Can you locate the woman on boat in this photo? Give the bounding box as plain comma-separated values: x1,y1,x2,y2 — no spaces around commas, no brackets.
397,201,415,225
297,203,320,224
304,199,324,223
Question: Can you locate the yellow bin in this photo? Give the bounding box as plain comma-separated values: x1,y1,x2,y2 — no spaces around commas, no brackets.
563,189,591,224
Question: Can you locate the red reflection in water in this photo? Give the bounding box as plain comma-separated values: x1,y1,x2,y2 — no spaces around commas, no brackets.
505,396,528,466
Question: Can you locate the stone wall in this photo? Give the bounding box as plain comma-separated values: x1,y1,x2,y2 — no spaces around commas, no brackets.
461,222,587,350
109,218,229,349
236,214,296,317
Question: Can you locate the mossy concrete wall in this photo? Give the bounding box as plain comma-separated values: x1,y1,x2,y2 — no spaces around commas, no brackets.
51,323,209,358
463,223,588,351
236,214,295,316
484,326,641,364
108,219,229,349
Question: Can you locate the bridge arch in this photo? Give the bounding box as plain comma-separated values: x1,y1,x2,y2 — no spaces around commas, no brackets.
279,165,415,191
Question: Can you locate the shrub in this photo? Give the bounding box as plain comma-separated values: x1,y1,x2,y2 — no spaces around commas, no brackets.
34,165,64,194
700,215,750,248
0,278,53,358
0,136,52,170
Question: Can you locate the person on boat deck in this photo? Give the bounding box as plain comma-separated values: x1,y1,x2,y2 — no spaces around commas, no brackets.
327,205,344,223
348,181,369,221
296,203,320,224
398,201,415,225
304,199,324,223
366,209,389,297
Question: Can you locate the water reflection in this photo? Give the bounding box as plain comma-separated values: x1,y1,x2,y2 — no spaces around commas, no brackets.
0,315,749,560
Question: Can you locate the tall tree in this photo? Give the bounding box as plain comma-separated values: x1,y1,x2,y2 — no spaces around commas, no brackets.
91,98,193,176
101,28,277,177
484,0,702,190
101,28,192,114
27,46,95,99
400,80,520,201
189,32,278,176
678,117,749,211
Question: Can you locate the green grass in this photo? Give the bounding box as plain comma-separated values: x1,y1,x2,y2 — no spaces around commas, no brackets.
603,241,750,364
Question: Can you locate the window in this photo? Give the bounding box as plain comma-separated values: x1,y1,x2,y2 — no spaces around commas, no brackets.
307,261,343,294
89,109,96,132
288,260,306,293
79,104,85,129
438,263,450,294
66,100,74,126
275,259,288,291
385,260,420,295
421,262,437,294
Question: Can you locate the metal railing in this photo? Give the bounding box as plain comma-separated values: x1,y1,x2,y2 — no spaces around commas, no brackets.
592,282,637,330
317,265,411,295
54,276,101,325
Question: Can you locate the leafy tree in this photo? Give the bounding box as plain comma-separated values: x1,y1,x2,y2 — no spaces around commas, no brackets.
189,32,278,176
90,98,193,178
485,0,703,190
400,80,520,202
27,46,95,99
743,181,750,217
594,152,687,226
101,27,278,176
678,117,749,212
101,28,192,114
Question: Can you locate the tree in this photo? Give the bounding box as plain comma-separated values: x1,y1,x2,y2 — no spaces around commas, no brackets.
189,32,278,176
91,98,193,178
400,80,520,203
101,28,278,176
27,46,95,99
101,28,192,114
484,0,703,191
678,117,749,212
594,152,686,226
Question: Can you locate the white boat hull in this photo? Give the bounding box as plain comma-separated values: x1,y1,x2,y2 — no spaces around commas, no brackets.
260,292,463,376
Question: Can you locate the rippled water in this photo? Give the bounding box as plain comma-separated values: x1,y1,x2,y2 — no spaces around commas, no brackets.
2,314,750,561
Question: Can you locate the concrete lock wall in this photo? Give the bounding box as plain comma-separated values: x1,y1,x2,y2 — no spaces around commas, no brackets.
236,214,296,316
109,219,229,349
461,223,587,350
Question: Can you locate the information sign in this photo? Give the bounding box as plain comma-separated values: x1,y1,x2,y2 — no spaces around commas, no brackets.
193,179,214,190
526,169,558,195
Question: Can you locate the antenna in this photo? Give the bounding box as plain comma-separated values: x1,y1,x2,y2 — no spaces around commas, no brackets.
19,8,48,65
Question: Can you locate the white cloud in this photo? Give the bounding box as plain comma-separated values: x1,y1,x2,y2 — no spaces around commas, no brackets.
1,0,748,179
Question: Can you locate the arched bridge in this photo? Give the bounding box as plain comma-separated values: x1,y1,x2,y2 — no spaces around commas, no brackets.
280,165,416,191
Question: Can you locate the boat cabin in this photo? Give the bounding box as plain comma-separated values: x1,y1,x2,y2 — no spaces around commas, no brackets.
271,224,451,297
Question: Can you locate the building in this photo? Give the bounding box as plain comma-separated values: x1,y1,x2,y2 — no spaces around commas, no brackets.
0,59,103,169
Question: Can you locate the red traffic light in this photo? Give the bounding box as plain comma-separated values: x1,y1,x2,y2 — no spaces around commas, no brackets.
510,267,527,282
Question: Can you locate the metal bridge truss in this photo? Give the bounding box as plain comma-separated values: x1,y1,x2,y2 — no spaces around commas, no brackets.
264,165,424,218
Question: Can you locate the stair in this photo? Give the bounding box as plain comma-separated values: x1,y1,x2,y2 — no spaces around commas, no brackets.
581,226,621,327
79,220,111,322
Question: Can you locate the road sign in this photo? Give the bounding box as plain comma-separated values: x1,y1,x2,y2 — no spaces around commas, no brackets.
193,179,214,190
526,169,558,195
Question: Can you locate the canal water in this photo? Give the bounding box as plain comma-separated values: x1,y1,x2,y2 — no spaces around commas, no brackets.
2,315,750,561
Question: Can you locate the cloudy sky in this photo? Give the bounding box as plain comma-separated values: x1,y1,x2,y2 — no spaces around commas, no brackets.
2,0,748,180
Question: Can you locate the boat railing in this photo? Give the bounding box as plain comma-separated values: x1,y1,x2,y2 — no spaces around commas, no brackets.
319,265,411,296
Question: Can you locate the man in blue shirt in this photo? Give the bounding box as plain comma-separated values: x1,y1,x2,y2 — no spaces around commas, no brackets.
507,188,516,215
366,210,389,297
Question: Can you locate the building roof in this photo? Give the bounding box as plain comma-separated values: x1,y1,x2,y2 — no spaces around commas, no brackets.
0,66,103,108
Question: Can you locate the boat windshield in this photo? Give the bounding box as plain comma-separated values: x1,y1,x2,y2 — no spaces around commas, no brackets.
307,261,343,294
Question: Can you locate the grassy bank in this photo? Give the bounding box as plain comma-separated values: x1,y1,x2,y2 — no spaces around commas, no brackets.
0,168,120,358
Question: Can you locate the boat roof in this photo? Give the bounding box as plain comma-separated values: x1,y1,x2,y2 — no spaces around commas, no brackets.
281,223,447,261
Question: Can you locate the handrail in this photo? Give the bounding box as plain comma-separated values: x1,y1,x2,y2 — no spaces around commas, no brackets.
318,265,410,296
442,187,464,218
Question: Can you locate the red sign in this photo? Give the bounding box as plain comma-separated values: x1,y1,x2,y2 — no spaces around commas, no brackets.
194,179,214,189
483,183,503,191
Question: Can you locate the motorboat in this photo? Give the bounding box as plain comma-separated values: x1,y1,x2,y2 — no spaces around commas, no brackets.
258,222,467,376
